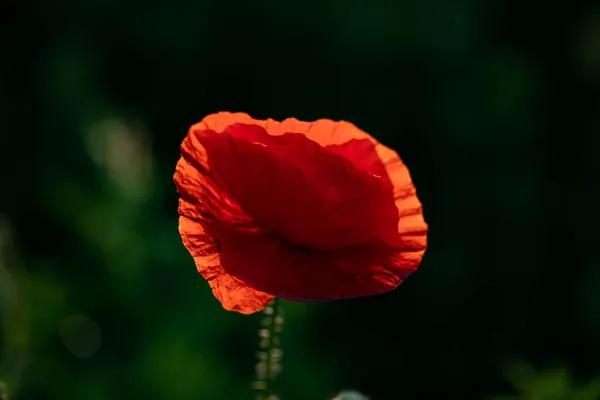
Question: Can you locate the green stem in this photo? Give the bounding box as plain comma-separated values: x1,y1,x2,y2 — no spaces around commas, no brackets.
253,298,283,400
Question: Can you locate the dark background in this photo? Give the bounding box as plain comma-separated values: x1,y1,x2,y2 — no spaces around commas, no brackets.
2,0,600,399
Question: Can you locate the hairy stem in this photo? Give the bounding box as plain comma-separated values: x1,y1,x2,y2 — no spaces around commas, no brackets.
253,298,284,400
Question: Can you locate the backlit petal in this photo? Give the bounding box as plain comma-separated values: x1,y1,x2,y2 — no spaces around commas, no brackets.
193,125,400,250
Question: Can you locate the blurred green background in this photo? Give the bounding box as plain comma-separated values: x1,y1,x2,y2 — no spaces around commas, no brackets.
2,0,600,399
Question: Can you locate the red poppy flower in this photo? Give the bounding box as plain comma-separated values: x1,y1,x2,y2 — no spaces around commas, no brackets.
174,112,428,314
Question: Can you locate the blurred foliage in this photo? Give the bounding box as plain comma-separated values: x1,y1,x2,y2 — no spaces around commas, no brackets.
490,362,600,400
2,0,600,399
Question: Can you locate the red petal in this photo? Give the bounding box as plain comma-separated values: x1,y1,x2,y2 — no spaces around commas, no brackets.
174,118,275,314
202,218,401,301
194,124,400,250
258,114,428,278
178,217,274,314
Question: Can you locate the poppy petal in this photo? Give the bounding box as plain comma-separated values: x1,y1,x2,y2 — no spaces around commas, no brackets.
201,218,390,300
193,125,400,251
175,126,275,314
260,114,428,278
179,217,274,314
325,135,428,279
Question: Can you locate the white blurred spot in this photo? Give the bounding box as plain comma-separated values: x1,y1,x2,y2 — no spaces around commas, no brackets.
333,391,370,400
86,118,153,200
59,314,102,359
